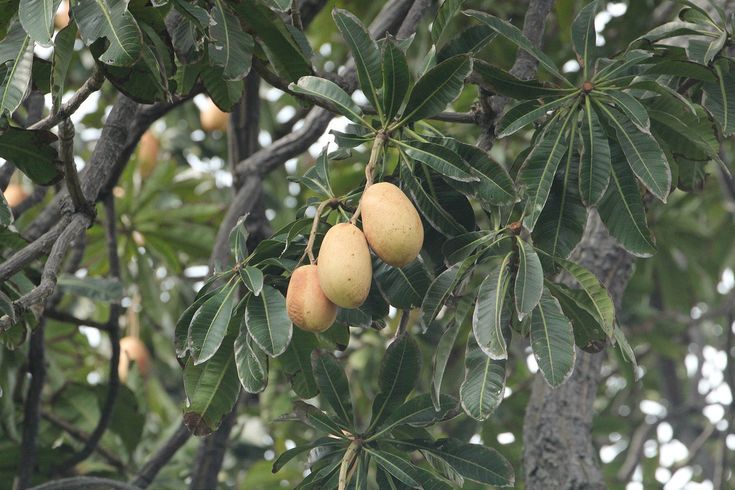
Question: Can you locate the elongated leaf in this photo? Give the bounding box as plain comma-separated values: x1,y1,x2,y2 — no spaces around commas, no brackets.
0,191,11,226
208,0,253,80
183,335,240,435
235,0,311,82
473,254,512,360
189,282,238,364
313,352,353,427
175,291,216,357
464,10,567,81
365,448,419,487
598,141,656,257
703,61,735,136
51,23,77,112
496,94,575,138
374,258,432,309
571,0,598,77
381,38,409,122
290,76,367,124
636,20,712,44
333,9,382,112
400,140,477,182
400,164,465,236
0,128,62,185
239,266,264,296
292,400,346,436
279,328,318,398
437,24,496,62
369,333,421,429
400,54,472,124
431,0,463,44
234,328,268,394
520,117,570,231
0,28,32,116
594,50,652,82
603,90,650,130
56,275,123,301
529,288,575,387
74,0,143,66
596,103,671,202
432,321,461,410
371,394,458,439
245,285,292,357
533,145,587,260
272,438,342,473
19,0,55,46
579,98,611,206
554,258,615,336
202,65,244,111
548,283,607,353
421,263,467,326
613,324,637,367
460,336,506,421
514,238,543,318
473,60,569,100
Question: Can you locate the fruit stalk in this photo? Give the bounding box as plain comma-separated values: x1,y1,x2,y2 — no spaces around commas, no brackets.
350,131,387,225
304,198,339,264
338,439,360,490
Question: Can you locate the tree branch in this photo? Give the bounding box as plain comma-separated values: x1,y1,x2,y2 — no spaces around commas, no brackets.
29,69,105,132
130,423,192,489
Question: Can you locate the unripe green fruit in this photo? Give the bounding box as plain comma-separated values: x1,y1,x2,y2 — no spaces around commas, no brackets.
317,223,372,308
286,265,337,333
361,182,423,267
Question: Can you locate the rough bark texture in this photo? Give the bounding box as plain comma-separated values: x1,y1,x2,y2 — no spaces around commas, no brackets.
523,213,635,489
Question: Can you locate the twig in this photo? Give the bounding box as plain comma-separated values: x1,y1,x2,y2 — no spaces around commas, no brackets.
304,198,339,264
395,309,411,338
130,423,192,489
44,309,110,331
41,411,125,470
58,119,90,214
29,69,105,131
57,195,122,471
338,440,360,490
349,132,386,225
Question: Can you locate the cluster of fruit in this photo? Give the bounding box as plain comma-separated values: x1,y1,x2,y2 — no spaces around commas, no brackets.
286,182,423,333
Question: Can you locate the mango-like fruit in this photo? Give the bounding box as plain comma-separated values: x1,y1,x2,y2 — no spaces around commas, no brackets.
200,99,229,132
118,336,151,383
361,182,423,267
137,131,160,177
317,223,372,308
54,0,70,30
3,184,28,207
286,265,337,332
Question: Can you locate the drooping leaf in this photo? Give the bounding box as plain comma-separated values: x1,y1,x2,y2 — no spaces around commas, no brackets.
183,334,240,436
399,139,477,182
579,98,611,206
514,238,543,319
547,283,607,353
431,0,463,45
245,285,292,357
598,141,656,257
19,0,55,46
400,54,472,125
374,258,432,310
571,0,599,77
0,24,33,116
208,0,253,81
0,190,11,226
333,9,382,113
73,0,143,66
529,288,576,387
702,60,735,136
400,163,466,236
272,437,343,474
421,262,467,326
436,24,496,62
313,352,354,428
234,328,268,394
381,38,409,122
279,328,319,398
603,90,650,131
460,336,506,421
51,23,77,112
239,266,264,296
189,282,238,364
472,254,512,360
175,290,217,358
370,394,458,439
0,127,62,185
432,321,461,410
290,76,367,124
554,258,615,336
364,448,419,488
202,64,244,111
473,61,570,100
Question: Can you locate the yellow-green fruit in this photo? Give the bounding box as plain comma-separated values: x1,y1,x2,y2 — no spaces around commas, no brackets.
361,182,423,267
317,223,372,308
118,336,151,383
137,131,160,177
200,99,229,132
286,265,337,333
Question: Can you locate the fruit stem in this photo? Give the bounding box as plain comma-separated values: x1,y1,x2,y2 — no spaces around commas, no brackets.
304,198,339,264
338,439,360,490
350,131,387,225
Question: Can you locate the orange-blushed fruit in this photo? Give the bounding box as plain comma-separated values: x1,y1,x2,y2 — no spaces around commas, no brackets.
54,0,70,30
361,182,423,267
286,264,337,333
3,184,28,207
317,223,372,308
137,131,160,177
118,336,151,383
199,99,229,132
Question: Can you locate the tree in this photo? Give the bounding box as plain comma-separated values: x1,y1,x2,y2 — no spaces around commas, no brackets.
0,0,733,488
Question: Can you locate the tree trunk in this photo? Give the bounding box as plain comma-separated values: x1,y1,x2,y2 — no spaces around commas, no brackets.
523,213,635,489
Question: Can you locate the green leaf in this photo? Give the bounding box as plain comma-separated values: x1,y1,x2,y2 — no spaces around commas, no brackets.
703,61,735,136
436,24,496,62
234,328,268,394
175,290,216,358
472,254,512,360
603,90,650,131
431,0,463,45
370,394,458,440
460,336,506,421
369,333,421,429
529,288,575,387
571,0,599,78
553,258,615,336
496,94,575,138
0,128,62,185
279,328,318,398
421,263,466,326
292,400,346,436
229,215,249,263
202,64,244,111
464,10,567,82
636,20,713,44
374,259,432,310
290,76,367,125
313,352,354,428
400,54,472,125
0,25,33,116
183,334,240,435
593,49,652,82
514,238,543,318
56,275,123,302
547,283,607,353
579,98,611,206
19,0,55,46
432,322,461,410
189,282,238,365
273,438,342,473
364,448,419,488
208,0,253,81
245,285,292,357
612,324,637,367
597,141,656,257
333,9,382,114
473,61,570,100
73,0,143,66
399,140,477,182
51,23,77,112
0,190,11,226
381,38,409,122
519,116,570,231
239,266,264,296
400,163,465,236
596,103,671,202
235,0,311,82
